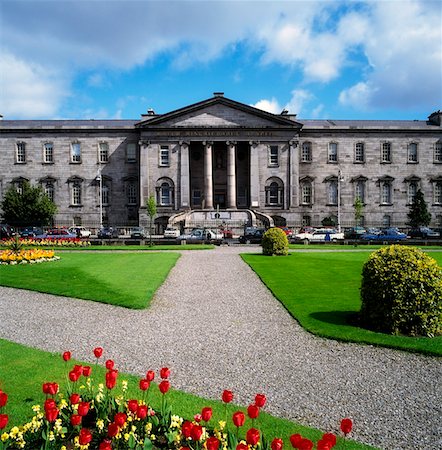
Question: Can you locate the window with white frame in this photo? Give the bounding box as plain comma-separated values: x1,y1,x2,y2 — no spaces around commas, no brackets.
300,181,313,205
14,179,26,194
434,142,442,162
157,180,174,206
44,143,53,163
16,142,26,163
355,142,365,163
355,180,365,203
381,182,392,204
44,182,55,202
381,142,391,163
301,142,312,162
407,182,418,204
126,143,137,163
408,143,418,163
268,145,279,166
71,183,82,205
265,180,283,205
328,142,338,163
99,142,109,163
71,142,81,163
127,183,137,205
327,180,338,205
159,145,170,166
302,215,311,226
433,182,442,204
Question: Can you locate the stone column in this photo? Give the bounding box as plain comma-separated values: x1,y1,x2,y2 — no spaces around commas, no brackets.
203,141,214,209
249,141,260,208
226,141,237,209
179,141,190,208
289,140,299,208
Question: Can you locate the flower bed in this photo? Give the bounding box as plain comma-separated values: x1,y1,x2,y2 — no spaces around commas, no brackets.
0,248,60,265
0,238,90,248
0,348,353,450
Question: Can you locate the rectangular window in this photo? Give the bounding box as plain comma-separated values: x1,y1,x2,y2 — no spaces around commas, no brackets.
434,183,442,204
102,185,109,206
127,183,137,204
301,184,312,204
355,143,365,162
434,142,442,162
268,145,279,166
408,143,418,163
99,142,109,163
301,142,312,162
328,181,338,205
355,181,365,203
381,183,391,204
159,145,170,166
381,142,391,163
71,142,81,163
16,142,26,163
126,143,137,162
45,183,54,202
44,143,53,163
72,184,81,205
192,189,202,206
407,183,417,204
328,143,338,163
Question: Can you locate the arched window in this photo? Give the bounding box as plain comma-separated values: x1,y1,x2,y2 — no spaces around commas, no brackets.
300,178,313,205
156,178,174,206
265,179,283,206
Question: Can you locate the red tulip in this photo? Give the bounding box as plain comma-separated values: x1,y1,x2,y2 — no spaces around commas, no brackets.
160,367,170,379
45,407,59,422
247,404,260,419
93,347,103,358
44,398,57,411
194,413,202,423
255,393,266,408
70,414,82,426
322,433,337,447
289,434,302,448
298,439,313,450
340,418,353,435
190,424,203,441
159,380,170,394
271,438,283,450
237,444,248,450
139,379,150,391
99,441,112,450
316,439,332,450
206,436,220,450
62,351,71,362
107,422,119,437
137,404,148,420
246,428,260,446
72,365,83,375
77,402,90,417
105,359,114,370
82,366,92,377
232,411,245,428
0,392,7,408
201,407,212,422
114,412,127,427
222,389,234,403
70,393,80,405
127,399,138,413
146,370,155,381
0,414,8,429
181,420,193,439
69,370,80,382
42,382,59,395
106,369,118,389
79,428,93,445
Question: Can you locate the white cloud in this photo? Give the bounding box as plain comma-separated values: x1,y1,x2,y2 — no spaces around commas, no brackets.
339,82,371,109
284,89,314,115
252,98,282,114
0,52,68,118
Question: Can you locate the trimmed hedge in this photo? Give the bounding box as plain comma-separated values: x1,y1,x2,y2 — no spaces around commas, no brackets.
262,227,289,256
360,245,442,337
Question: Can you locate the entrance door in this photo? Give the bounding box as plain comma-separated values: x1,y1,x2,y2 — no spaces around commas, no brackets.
214,190,226,208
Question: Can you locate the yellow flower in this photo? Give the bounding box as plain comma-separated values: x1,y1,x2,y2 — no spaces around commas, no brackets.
1,432,9,441
96,419,104,431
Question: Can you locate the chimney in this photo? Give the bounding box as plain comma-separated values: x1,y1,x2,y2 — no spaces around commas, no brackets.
213,92,224,97
147,108,155,115
428,110,442,126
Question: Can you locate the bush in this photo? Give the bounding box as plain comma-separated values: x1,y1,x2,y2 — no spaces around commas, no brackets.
360,245,442,337
261,228,288,256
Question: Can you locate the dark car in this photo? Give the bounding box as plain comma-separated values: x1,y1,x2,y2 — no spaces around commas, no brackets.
239,227,266,244
361,228,407,243
0,224,15,239
408,227,440,239
130,226,146,239
343,226,366,239
36,228,77,239
20,227,44,238
97,227,119,239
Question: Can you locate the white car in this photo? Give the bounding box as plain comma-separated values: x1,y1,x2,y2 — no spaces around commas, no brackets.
68,226,91,238
293,228,344,243
164,226,181,238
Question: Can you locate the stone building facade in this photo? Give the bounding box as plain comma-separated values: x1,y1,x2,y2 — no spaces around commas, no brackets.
1,93,441,232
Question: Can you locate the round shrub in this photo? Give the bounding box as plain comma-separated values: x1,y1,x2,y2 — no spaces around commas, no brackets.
360,245,442,337
261,227,289,256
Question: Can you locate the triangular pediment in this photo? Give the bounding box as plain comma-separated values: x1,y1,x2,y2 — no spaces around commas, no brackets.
136,95,303,129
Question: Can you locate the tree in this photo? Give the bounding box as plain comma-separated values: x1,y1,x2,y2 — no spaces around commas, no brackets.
407,189,431,228
146,195,157,246
1,181,57,227
353,197,364,226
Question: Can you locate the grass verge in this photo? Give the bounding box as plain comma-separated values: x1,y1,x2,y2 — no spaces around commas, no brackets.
0,252,180,309
241,251,442,356
0,339,376,449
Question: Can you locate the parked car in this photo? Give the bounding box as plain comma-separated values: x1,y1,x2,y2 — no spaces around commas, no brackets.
163,226,181,238
277,226,293,237
177,228,223,243
97,227,119,239
37,228,77,239
408,227,440,239
20,226,44,238
219,227,233,239
239,227,266,244
0,224,15,239
130,226,146,239
343,226,367,239
361,228,407,242
68,226,91,238
292,228,344,243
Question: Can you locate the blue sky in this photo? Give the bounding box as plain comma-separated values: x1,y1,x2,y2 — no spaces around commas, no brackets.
1,0,441,120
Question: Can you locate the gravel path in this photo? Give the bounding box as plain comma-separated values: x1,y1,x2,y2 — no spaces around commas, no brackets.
0,246,441,450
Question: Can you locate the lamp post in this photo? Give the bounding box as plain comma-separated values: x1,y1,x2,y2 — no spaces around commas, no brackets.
337,168,344,233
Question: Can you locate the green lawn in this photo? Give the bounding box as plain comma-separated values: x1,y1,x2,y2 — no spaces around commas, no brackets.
0,340,376,449
242,251,442,356
0,252,180,309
